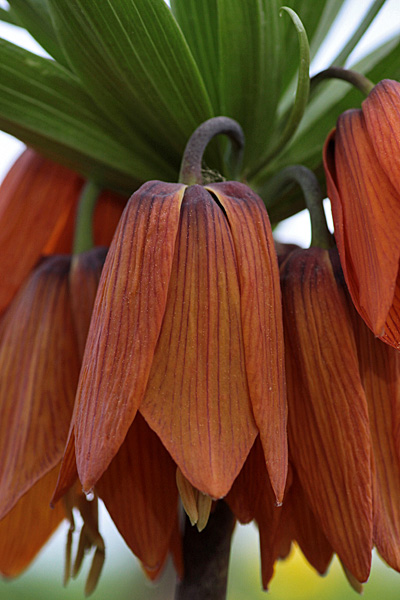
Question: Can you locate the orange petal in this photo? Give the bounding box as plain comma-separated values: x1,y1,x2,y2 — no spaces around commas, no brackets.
43,189,127,255
140,185,257,498
96,414,178,571
350,298,400,571
257,488,288,590
93,191,126,247
289,470,333,575
281,248,373,582
207,182,287,503
324,110,400,338
51,429,78,506
362,80,400,195
69,247,108,360
0,465,65,577
0,256,80,519
52,250,107,505
74,182,185,491
226,437,269,524
0,149,83,312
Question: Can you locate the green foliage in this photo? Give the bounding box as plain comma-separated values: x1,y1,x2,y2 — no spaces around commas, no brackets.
0,0,399,215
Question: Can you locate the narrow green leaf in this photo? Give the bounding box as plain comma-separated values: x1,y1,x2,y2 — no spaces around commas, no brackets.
217,0,285,167
258,35,400,222
331,0,386,67
47,0,215,168
0,7,19,25
246,6,310,180
281,0,345,88
0,38,176,191
306,0,346,60
171,0,219,112
9,0,70,67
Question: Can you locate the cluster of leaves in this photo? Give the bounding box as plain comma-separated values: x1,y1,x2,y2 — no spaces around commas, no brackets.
1,0,399,223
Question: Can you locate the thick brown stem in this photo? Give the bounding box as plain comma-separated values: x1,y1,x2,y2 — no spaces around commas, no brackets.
174,501,235,600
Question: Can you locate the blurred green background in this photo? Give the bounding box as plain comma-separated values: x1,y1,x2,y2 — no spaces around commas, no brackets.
1,505,399,600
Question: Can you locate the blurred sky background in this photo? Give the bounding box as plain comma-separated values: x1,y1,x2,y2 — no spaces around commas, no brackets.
0,1,400,599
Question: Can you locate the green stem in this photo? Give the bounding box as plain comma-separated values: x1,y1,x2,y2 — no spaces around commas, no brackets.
311,66,374,96
179,117,244,186
72,180,101,255
246,7,310,181
270,165,333,249
174,501,235,600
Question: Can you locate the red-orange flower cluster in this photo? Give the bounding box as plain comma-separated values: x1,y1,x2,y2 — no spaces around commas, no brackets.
1,77,400,595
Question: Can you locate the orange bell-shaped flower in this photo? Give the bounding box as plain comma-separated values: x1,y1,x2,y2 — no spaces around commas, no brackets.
323,79,400,348
53,118,287,575
0,248,106,577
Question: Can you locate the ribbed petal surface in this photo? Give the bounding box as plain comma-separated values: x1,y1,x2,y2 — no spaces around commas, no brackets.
324,107,400,344
350,298,400,571
281,248,373,582
0,256,79,519
289,471,333,575
0,149,82,313
74,182,185,492
52,249,107,506
69,247,108,360
207,182,287,503
0,465,65,577
140,185,257,498
96,414,178,572
43,191,126,255
226,437,267,524
363,80,400,198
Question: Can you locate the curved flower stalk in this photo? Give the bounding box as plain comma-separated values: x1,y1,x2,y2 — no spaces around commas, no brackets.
52,118,287,581
279,246,400,585
323,79,400,349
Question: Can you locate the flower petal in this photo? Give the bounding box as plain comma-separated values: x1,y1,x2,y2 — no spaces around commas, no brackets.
43,190,126,255
74,182,185,491
324,110,400,338
281,248,373,582
0,256,79,518
207,182,287,503
289,470,333,575
362,80,400,195
69,247,108,360
226,438,266,524
351,301,400,571
0,149,83,313
140,185,257,498
0,465,65,577
96,414,178,572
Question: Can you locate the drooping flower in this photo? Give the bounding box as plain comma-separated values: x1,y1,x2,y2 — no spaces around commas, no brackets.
323,79,400,348
52,118,287,575
279,245,400,585
0,248,107,579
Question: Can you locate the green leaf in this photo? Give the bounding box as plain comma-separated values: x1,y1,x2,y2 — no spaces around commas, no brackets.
0,7,19,25
331,0,386,67
46,0,215,169
217,0,286,167
0,38,176,191
8,0,70,66
170,0,220,112
246,6,310,179
258,34,400,222
281,0,344,89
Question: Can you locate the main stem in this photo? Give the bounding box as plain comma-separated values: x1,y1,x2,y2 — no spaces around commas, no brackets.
174,501,235,600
